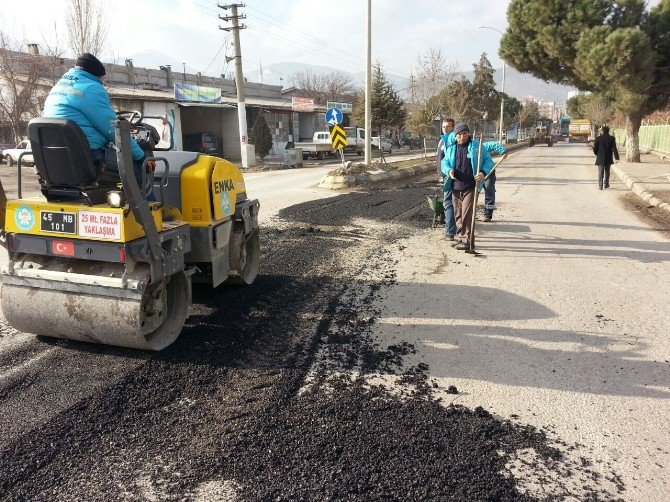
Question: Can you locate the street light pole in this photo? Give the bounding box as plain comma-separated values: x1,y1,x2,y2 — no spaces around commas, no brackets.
478,26,506,144
364,0,372,166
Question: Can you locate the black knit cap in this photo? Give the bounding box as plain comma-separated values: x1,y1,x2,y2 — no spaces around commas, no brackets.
454,123,470,135
75,52,105,77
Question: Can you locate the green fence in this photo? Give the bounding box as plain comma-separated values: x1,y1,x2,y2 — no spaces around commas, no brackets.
613,124,670,155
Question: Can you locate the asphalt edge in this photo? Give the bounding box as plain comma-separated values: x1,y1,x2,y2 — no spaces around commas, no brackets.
611,163,670,214
319,141,529,190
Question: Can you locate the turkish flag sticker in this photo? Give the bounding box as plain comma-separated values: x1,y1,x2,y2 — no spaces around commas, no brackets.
52,241,75,256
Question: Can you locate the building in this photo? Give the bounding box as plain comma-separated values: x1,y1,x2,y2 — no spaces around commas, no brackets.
0,46,333,161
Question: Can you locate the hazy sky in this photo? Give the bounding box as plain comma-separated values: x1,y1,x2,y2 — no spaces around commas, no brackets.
0,0,515,78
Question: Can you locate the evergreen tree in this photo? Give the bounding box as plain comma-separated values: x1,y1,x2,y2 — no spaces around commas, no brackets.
500,0,670,161
471,53,500,131
351,63,407,135
250,115,273,160
501,95,523,129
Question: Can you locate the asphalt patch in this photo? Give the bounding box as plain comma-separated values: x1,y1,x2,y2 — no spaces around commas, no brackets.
0,180,624,500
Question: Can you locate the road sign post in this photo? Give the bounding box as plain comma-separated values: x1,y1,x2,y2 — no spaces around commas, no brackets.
329,123,348,168
325,107,344,127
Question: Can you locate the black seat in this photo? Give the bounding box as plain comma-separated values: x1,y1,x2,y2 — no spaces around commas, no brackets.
28,118,109,204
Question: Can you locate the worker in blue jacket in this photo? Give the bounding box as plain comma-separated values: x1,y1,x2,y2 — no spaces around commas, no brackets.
441,123,493,253
481,141,507,222
436,118,456,239
43,53,153,195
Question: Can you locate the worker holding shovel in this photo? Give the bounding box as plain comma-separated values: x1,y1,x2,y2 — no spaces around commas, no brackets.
440,123,494,253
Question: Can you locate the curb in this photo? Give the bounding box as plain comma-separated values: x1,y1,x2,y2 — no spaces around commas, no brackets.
318,141,529,190
611,163,670,214
318,163,434,189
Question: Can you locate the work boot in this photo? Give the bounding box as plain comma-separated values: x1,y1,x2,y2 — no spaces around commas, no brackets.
451,240,462,247
455,243,469,251
483,216,492,222
445,234,455,241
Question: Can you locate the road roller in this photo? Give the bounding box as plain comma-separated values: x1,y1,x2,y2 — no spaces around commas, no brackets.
0,114,260,350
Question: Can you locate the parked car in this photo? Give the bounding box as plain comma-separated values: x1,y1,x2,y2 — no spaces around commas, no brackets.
399,132,422,150
2,140,33,166
294,131,336,159
183,132,219,155
371,136,392,153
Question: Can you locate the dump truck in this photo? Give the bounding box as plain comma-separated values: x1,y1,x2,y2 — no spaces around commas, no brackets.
568,119,591,143
0,112,260,350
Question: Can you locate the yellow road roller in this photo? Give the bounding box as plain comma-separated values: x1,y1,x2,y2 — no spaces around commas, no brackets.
0,116,259,350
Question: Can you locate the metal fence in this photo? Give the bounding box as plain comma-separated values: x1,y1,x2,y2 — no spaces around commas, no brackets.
613,124,670,155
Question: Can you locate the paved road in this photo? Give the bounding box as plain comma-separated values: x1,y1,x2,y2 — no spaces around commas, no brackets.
374,141,670,500
0,141,667,499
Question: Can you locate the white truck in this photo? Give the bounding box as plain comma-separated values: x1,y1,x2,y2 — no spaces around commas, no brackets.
344,126,365,155
2,140,33,166
294,131,336,160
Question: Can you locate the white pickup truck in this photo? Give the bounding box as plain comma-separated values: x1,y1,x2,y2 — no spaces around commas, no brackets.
344,126,365,155
294,131,336,160
2,140,33,166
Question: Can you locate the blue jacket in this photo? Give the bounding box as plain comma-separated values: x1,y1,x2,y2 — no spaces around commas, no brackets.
483,141,506,156
435,132,456,176
441,139,494,192
43,68,144,160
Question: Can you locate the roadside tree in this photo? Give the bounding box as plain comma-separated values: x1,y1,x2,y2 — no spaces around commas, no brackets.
471,53,500,131
289,70,355,105
518,101,540,129
351,62,406,136
66,0,109,57
429,78,476,127
0,35,51,142
501,95,523,129
582,94,616,135
250,115,273,160
406,48,459,133
501,0,670,161
566,94,589,119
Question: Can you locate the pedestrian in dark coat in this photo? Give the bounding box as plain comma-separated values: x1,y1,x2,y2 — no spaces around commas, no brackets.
592,126,619,189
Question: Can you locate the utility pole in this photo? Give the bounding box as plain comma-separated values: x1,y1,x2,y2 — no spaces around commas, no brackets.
364,0,372,166
219,3,254,167
478,25,506,144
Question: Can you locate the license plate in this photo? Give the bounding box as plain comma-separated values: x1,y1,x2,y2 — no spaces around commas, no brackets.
40,211,76,234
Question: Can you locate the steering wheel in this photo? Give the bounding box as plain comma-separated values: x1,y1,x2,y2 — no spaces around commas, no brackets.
116,110,143,126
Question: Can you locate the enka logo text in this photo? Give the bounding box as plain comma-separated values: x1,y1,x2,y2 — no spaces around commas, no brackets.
213,179,234,194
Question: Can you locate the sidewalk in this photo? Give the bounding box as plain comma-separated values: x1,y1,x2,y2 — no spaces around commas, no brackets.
612,153,670,214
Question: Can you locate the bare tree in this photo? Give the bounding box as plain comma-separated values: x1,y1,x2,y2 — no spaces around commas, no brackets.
409,48,458,110
289,70,356,105
582,94,614,132
0,34,51,142
66,0,109,57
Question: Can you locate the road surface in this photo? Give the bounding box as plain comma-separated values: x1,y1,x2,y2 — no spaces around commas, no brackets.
0,142,667,500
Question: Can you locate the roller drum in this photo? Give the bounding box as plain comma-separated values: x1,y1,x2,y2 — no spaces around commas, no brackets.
1,257,191,351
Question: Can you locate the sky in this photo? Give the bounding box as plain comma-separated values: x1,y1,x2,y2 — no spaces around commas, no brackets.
0,0,513,79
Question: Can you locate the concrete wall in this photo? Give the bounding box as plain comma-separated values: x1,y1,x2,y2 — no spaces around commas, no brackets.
221,109,241,159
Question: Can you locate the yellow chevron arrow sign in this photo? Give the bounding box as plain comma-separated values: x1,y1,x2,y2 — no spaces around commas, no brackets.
329,124,348,149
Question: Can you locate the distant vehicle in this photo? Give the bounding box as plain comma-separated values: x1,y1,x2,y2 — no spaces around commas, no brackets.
344,126,365,155
183,132,219,155
529,118,554,147
2,140,33,166
294,131,336,160
560,117,570,136
371,136,392,153
399,131,422,149
568,119,591,143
